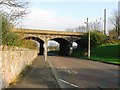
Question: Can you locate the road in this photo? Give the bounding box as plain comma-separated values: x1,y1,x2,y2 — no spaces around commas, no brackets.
47,56,119,88
8,55,119,89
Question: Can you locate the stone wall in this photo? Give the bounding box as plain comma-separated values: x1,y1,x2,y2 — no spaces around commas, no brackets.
0,46,38,89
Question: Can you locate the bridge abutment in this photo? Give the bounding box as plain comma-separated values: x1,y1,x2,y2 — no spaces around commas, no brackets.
38,42,44,55
59,42,72,56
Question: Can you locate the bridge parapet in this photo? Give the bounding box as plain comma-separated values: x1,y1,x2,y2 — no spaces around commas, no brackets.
12,28,83,36
13,28,83,42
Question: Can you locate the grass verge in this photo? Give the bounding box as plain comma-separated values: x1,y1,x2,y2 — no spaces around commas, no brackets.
71,44,120,65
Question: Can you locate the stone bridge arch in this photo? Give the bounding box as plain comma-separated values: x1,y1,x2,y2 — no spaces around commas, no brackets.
24,35,82,56
23,34,45,42
50,38,72,56
24,36,44,55
74,39,82,49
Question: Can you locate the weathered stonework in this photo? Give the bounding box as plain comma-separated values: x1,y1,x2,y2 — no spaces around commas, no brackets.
0,46,38,89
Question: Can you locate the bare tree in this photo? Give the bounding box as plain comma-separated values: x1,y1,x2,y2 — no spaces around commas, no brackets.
76,26,86,32
0,0,29,23
89,19,103,32
109,10,120,38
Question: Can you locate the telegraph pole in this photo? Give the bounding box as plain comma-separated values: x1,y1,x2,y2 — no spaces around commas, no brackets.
104,9,106,35
118,1,120,37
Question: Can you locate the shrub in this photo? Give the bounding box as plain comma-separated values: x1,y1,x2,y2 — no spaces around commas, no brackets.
1,15,21,46
79,31,106,49
1,14,38,49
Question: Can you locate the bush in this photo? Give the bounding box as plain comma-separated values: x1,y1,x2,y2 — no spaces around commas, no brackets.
1,14,38,50
79,31,106,49
1,15,21,46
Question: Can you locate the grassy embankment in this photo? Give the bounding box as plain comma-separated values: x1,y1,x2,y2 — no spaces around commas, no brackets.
71,44,120,65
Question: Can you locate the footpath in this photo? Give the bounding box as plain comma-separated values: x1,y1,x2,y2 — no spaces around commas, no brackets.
5,55,60,89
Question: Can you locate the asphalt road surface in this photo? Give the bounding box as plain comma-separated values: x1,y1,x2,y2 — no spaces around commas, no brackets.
47,56,119,89
8,55,119,89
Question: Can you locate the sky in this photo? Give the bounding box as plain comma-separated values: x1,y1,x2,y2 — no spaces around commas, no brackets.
17,0,119,32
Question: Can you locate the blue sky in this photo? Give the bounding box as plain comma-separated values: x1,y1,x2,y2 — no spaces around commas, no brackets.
30,2,117,19
19,1,119,32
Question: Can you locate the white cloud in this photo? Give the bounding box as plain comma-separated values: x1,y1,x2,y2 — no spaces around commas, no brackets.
17,8,84,31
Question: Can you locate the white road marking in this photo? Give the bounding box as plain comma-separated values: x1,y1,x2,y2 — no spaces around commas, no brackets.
59,79,70,84
61,67,78,74
71,71,78,74
67,70,72,74
58,79,79,88
47,59,79,88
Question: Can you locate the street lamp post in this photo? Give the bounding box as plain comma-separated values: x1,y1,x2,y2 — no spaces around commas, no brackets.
87,18,91,59
85,18,90,59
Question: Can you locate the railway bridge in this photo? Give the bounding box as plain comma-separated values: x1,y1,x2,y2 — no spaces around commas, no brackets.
13,28,83,59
